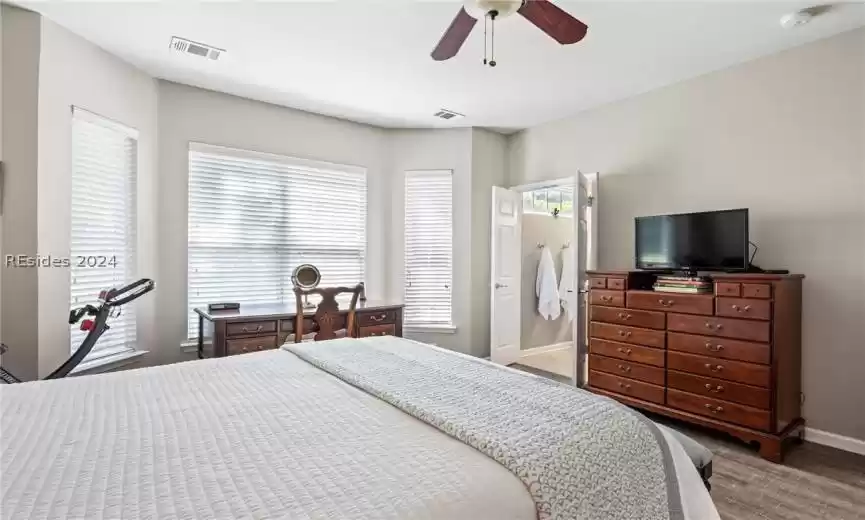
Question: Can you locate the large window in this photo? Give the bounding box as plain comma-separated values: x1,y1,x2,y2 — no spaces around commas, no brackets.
70,107,138,360
404,170,453,328
187,144,367,338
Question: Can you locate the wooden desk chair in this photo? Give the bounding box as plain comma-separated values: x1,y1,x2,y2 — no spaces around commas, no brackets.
293,284,364,342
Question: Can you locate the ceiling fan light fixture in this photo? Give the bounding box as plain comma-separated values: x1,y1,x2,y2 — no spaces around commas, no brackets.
464,0,524,19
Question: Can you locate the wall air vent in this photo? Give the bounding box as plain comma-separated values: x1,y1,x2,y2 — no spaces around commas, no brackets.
433,109,465,120
169,37,224,61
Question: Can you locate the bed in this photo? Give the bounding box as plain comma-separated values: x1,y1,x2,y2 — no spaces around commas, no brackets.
1,336,719,520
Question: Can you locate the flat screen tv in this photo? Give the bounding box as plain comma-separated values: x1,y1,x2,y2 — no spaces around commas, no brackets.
635,209,749,271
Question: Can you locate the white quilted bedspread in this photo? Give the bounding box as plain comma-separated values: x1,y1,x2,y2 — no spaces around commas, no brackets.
0,350,536,520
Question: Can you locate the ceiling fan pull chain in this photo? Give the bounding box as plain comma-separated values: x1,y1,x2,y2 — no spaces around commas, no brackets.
483,13,488,65
490,11,497,67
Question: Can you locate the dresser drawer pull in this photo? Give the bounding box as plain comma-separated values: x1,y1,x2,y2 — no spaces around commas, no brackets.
705,342,724,352
704,322,723,330
600,296,614,302
617,364,631,373
658,299,674,307
704,383,725,393
617,330,632,338
617,312,632,321
241,345,265,353
369,314,387,322
617,382,632,390
704,404,724,414
705,363,724,372
617,347,633,355
731,304,752,313
241,325,264,334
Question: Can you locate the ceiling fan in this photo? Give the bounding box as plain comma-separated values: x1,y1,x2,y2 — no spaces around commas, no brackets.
431,0,588,66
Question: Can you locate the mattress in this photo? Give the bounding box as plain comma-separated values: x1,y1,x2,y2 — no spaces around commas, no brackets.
1,345,719,520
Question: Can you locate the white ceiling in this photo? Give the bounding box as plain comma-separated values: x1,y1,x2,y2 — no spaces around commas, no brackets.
21,1,865,132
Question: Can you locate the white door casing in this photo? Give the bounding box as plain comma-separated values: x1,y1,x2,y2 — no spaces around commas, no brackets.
574,172,598,386
490,186,521,365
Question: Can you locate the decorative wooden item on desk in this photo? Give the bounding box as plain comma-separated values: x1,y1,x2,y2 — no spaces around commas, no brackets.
585,269,805,463
293,285,363,342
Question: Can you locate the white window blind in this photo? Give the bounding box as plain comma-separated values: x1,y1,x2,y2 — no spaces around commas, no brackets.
188,144,367,338
404,170,453,327
70,107,138,360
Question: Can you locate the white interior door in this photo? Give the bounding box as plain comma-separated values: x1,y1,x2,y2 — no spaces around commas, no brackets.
574,172,598,386
490,186,521,365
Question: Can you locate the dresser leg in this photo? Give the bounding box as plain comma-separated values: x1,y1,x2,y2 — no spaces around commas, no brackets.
758,437,783,463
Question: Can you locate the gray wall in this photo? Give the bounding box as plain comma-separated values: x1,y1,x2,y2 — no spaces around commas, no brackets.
508,28,865,441
520,214,574,350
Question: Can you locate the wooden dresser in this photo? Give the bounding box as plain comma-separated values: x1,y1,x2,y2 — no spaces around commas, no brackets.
195,300,404,358
586,270,804,462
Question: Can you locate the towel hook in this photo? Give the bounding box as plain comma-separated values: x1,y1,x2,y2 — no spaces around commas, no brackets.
562,241,571,249
536,242,545,249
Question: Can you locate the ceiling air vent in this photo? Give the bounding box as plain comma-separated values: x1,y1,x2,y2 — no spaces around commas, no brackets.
433,109,465,120
169,37,224,61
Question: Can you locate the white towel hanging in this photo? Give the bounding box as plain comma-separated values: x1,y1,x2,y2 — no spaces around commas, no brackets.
559,244,576,323
536,246,561,320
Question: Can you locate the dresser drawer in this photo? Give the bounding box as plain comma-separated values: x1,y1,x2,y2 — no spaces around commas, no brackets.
589,339,665,367
590,322,665,349
356,310,397,327
607,277,626,290
226,320,278,337
358,324,396,338
742,283,771,299
627,291,714,316
668,351,770,387
667,389,770,431
589,371,665,405
590,306,665,330
590,290,624,307
715,282,740,297
590,277,607,289
716,297,771,321
667,332,770,364
667,313,770,342
590,354,665,385
226,335,278,355
668,370,771,409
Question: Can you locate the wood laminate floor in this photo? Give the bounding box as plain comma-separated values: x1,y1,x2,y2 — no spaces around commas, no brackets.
512,364,865,520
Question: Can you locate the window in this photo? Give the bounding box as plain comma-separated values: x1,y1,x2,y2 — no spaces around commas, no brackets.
404,170,453,328
70,108,138,360
187,144,367,338
522,186,574,216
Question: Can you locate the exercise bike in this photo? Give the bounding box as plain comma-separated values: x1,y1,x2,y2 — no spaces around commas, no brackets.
0,278,155,383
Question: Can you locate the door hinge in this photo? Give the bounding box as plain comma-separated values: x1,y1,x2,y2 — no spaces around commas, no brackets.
587,196,594,208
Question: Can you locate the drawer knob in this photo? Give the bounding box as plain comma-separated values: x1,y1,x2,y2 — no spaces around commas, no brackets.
617,382,632,390
658,299,674,307
616,312,632,320
600,296,613,302
705,363,724,372
241,325,264,334
242,346,248,352
256,345,263,351
617,364,631,373
704,322,723,330
731,304,752,313
704,384,725,393
617,347,633,355
704,404,724,414
617,330,632,338
705,342,724,352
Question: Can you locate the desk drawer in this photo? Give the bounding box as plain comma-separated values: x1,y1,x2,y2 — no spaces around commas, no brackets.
590,354,665,385
667,389,770,431
628,291,714,316
589,339,665,367
591,306,665,330
667,313,770,343
358,324,396,338
357,310,398,327
668,370,770,409
226,335,278,355
716,297,771,321
590,322,665,349
590,290,624,307
667,332,770,364
589,370,664,404
226,320,277,337
668,351,770,387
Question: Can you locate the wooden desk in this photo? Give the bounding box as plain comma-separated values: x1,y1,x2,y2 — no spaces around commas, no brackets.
194,300,404,358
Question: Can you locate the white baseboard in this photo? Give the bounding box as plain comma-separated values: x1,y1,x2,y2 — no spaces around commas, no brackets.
805,427,865,456
521,342,572,357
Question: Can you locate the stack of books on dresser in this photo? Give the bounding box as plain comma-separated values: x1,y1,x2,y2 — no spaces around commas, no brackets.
653,275,712,294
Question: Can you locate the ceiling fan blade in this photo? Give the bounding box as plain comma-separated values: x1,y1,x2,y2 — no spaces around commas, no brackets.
431,7,478,61
518,0,588,45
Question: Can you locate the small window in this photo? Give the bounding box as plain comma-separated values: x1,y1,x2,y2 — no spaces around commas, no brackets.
523,186,574,217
